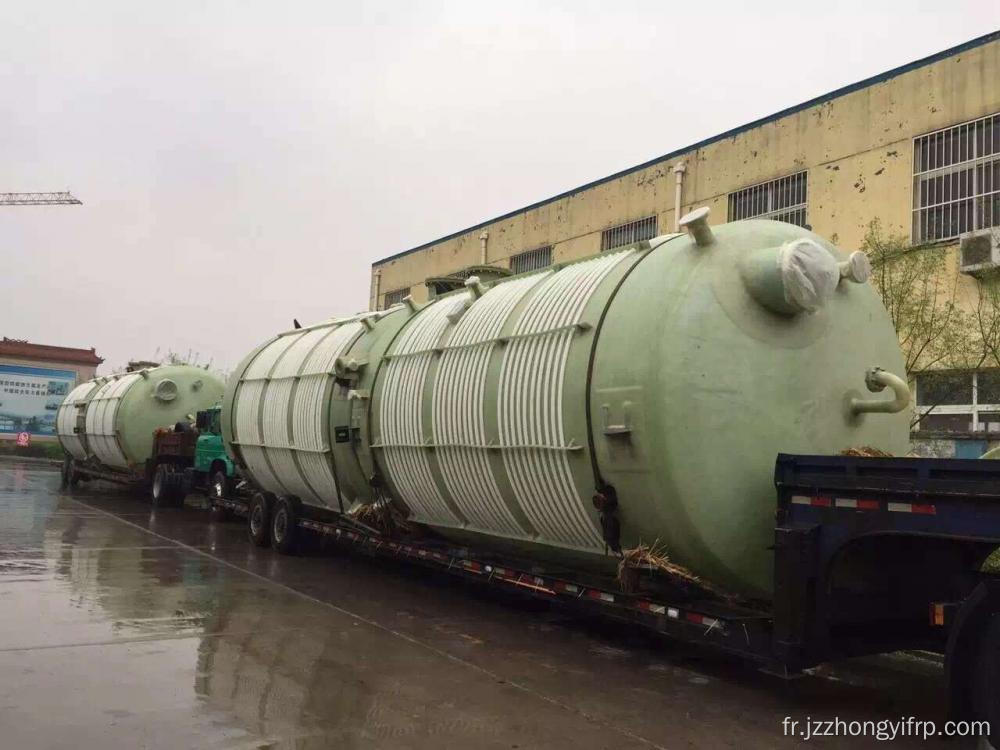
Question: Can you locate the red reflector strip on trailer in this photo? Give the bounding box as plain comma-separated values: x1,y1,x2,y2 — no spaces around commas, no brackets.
586,589,615,603
795,496,884,511
461,560,483,572
791,495,831,508
636,601,666,615
685,612,721,628
552,581,580,594
834,498,881,510
887,502,937,515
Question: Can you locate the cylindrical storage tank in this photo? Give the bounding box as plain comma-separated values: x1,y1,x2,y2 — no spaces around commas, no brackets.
222,311,407,511
57,364,225,471
56,380,102,460
225,215,909,599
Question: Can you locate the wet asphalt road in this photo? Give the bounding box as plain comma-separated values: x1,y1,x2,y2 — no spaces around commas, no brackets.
0,459,979,749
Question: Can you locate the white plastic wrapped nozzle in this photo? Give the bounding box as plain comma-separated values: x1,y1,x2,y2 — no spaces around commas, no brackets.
740,238,842,316
777,239,841,313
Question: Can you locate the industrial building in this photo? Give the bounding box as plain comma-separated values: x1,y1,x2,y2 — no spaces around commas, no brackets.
370,31,1000,455
0,337,103,441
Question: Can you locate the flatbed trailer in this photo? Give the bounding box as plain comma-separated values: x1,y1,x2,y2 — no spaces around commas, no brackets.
65,408,236,507
65,429,196,505
213,453,1000,728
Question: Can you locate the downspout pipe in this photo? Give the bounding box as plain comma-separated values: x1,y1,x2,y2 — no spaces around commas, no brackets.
672,162,687,232
372,269,382,311
850,367,910,415
479,230,489,264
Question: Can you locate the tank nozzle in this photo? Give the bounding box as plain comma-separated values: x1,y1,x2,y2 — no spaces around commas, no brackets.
740,238,839,315
464,275,487,298
679,207,714,247
153,379,178,402
850,367,910,415
839,251,871,284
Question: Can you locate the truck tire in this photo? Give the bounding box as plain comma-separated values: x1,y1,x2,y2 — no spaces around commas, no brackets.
210,467,231,502
151,465,174,508
270,497,299,555
248,492,271,547
209,466,233,521
167,467,186,507
973,613,1000,731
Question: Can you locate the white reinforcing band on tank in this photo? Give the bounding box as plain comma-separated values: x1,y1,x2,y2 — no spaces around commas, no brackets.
777,238,840,313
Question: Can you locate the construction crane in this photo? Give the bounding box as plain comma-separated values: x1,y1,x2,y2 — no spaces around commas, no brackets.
0,191,82,206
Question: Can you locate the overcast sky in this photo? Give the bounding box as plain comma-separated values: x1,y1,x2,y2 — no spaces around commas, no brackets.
1,1,996,374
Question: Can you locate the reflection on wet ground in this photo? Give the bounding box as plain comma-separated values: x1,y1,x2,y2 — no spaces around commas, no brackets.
0,459,972,748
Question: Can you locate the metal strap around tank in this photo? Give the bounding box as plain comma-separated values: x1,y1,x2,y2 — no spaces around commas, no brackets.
232,321,362,505
498,250,633,550
377,293,471,526
431,273,551,536
259,327,330,504
85,373,141,469
289,322,362,506
233,333,299,493
56,380,98,460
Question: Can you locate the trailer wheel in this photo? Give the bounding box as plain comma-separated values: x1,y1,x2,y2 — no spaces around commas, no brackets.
972,613,1000,731
152,465,184,507
248,492,271,547
270,497,299,555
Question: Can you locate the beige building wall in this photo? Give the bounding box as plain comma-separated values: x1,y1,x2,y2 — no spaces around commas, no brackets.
371,34,1000,311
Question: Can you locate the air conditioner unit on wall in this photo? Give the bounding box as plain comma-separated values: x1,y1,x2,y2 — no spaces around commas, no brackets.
959,228,1000,276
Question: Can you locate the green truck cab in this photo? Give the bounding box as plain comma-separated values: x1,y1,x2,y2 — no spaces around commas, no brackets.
194,406,237,502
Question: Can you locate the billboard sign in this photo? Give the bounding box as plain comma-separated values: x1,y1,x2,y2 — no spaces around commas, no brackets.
0,364,76,435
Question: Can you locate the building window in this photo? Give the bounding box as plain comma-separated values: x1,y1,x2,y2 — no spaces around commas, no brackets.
600,215,658,251
727,171,808,226
915,369,1000,434
510,245,552,274
912,113,1000,243
382,287,409,309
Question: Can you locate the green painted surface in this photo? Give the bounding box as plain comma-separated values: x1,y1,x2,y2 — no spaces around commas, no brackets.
224,219,909,600
194,407,233,476
115,365,226,469
590,220,908,597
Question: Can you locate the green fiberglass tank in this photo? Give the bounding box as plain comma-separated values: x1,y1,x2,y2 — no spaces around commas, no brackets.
224,210,909,599
57,364,225,471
